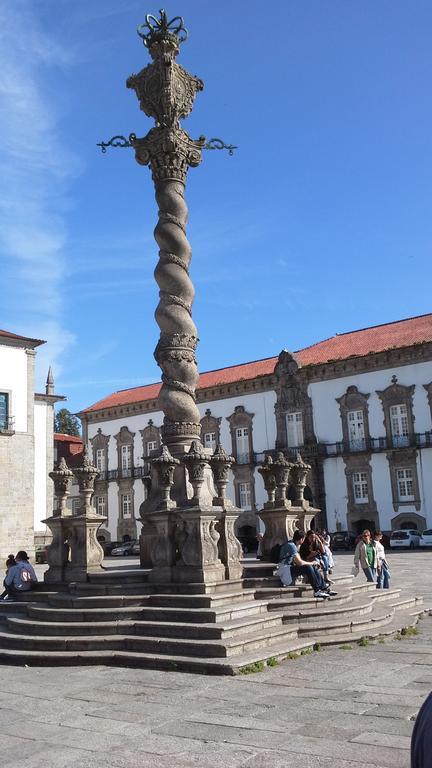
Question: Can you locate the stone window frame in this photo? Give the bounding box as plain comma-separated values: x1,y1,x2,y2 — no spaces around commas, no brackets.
273,350,316,451
386,449,421,512
116,478,137,540
337,386,371,452
227,406,254,465
343,454,378,530
0,389,14,434
352,471,369,504
140,420,161,458
90,429,110,478
285,410,304,449
391,511,426,531
377,377,415,449
94,494,107,516
114,425,135,477
233,466,256,511
200,408,221,452
424,383,432,427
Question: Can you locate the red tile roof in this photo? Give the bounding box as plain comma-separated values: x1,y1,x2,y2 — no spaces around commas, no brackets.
0,329,45,347
80,313,432,414
54,433,83,444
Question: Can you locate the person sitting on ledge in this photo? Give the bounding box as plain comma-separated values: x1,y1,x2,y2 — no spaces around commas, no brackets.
279,530,337,600
2,551,37,601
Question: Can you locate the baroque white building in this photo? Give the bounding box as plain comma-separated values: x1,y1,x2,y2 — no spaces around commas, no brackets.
0,329,63,560
77,313,432,544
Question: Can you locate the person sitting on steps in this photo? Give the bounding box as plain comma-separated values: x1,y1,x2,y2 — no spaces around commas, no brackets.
279,530,337,600
2,551,37,601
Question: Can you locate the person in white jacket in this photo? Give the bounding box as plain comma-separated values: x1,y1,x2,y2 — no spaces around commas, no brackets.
373,531,390,589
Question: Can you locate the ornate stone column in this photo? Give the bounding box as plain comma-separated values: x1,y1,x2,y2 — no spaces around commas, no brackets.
258,452,318,559
127,12,204,467
210,445,242,580
129,12,242,583
64,448,106,582
43,458,74,583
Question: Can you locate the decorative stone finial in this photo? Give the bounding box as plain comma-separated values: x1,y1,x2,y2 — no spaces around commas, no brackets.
210,444,234,506
49,457,73,516
46,366,54,396
137,9,188,51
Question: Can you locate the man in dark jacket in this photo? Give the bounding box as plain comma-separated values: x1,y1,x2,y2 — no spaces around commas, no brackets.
411,691,432,767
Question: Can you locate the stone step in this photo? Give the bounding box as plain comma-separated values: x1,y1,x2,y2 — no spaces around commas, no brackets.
69,579,246,597
0,622,299,658
146,590,258,608
26,599,271,625
87,569,151,584
48,593,152,609
310,605,424,647
0,637,316,675
259,587,353,606
279,598,374,625
299,605,396,638
370,588,402,603
7,611,285,640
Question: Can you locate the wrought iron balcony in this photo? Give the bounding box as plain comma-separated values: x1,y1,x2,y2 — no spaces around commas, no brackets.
0,416,15,435
107,466,145,481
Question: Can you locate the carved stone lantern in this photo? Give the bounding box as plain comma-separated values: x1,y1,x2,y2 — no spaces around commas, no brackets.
210,445,242,580
290,452,311,507
273,452,293,508
44,457,74,583
210,444,234,507
182,441,209,505
49,457,73,517
257,454,276,508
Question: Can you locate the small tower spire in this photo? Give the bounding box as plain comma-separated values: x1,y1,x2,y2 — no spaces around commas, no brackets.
46,366,54,396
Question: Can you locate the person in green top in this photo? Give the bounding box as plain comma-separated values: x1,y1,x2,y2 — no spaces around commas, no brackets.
353,529,378,583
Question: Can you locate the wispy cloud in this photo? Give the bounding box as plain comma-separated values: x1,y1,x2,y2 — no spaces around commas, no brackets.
0,3,81,387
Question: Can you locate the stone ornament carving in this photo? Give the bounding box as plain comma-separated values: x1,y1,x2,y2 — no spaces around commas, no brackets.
151,444,180,510
182,440,209,504
290,453,311,506
73,447,99,515
273,452,293,506
49,457,73,517
210,444,234,506
127,12,206,455
258,454,277,507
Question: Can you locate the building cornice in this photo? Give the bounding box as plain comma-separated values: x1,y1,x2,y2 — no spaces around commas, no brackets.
78,341,432,425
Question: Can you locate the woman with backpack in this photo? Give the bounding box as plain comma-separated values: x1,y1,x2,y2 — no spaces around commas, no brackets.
2,551,37,600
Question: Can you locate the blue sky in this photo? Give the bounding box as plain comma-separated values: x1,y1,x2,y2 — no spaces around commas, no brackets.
1,0,431,415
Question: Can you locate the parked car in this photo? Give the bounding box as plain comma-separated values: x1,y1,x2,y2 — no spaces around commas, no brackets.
110,541,138,557
390,530,421,549
101,540,123,556
420,529,432,548
331,531,357,550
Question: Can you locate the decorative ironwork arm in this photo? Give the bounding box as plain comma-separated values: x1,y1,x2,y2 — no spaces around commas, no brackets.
97,135,236,155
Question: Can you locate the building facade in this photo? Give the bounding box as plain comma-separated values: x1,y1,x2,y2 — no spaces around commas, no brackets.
77,314,432,543
0,329,62,560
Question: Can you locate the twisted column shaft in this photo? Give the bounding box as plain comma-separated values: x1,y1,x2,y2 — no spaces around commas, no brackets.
153,178,201,447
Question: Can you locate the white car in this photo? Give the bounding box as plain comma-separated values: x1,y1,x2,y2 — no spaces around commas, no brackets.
390,529,421,549
420,529,432,548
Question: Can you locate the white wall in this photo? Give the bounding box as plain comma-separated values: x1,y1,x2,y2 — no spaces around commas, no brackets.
0,344,28,432
309,360,432,444
34,401,47,531
87,389,277,539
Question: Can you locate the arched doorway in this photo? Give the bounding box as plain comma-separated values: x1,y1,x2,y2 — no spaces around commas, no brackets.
237,525,257,554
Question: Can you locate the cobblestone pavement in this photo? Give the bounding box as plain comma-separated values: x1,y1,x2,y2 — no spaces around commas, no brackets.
1,550,431,768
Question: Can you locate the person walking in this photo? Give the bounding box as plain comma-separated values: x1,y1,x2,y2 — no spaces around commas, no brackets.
353,529,377,583
373,531,390,589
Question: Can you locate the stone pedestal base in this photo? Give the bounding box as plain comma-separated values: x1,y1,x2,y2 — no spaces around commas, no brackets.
259,503,319,559
216,508,243,581
43,513,106,584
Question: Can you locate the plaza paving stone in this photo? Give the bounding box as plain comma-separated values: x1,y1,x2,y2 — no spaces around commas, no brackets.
0,549,431,767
